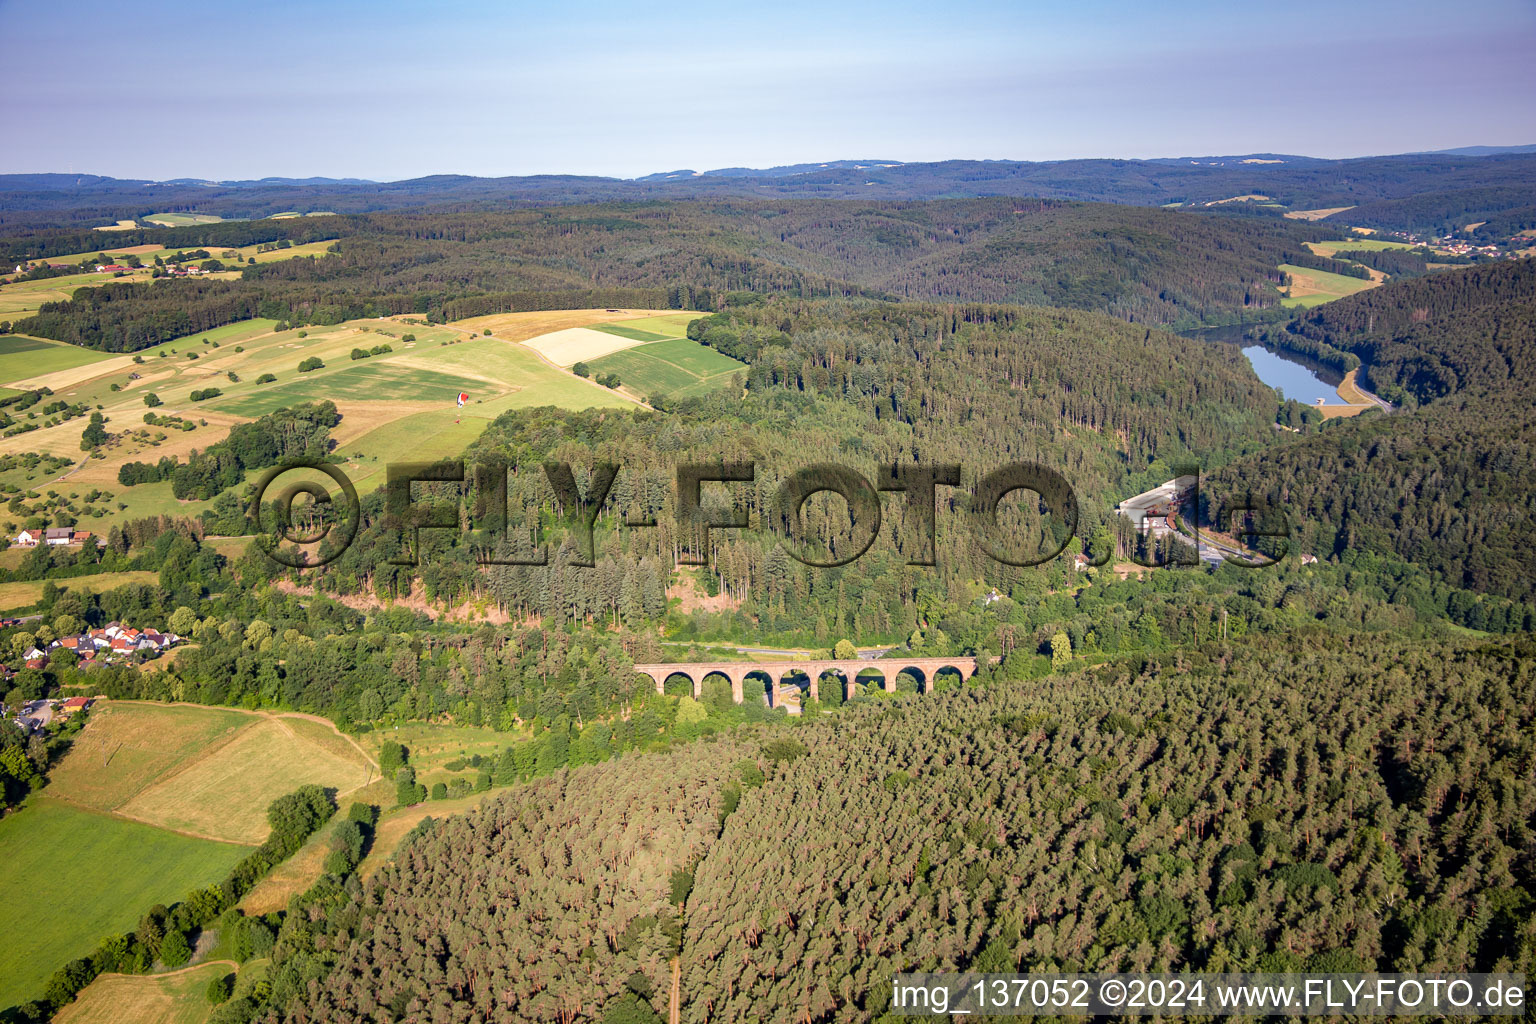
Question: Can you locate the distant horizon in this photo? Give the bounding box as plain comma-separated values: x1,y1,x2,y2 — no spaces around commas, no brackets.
2,0,1532,182
8,142,1536,187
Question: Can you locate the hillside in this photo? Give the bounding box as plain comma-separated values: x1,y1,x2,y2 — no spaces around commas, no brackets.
310,297,1285,626
1207,261,1536,603
6,200,1347,343
264,631,1536,1023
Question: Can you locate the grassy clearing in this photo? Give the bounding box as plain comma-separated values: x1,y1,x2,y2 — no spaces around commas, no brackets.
362,722,513,775
0,334,112,382
142,213,224,227
587,337,746,399
0,799,245,1009
1278,263,1380,307
1283,206,1355,220
238,812,346,914
118,716,374,844
1305,238,1419,257
0,570,162,613
53,960,236,1024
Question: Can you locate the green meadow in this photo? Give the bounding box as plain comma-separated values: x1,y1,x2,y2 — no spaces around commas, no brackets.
0,334,112,381
142,212,224,226
212,362,489,417
0,798,247,1009
1278,263,1379,308
587,336,746,399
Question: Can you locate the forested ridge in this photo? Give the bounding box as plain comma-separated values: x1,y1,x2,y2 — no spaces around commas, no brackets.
259,631,1535,1024
1208,261,1536,603
9,199,1344,348
4,151,1534,235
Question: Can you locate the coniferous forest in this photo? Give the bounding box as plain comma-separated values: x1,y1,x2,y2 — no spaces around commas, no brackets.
267,632,1534,1024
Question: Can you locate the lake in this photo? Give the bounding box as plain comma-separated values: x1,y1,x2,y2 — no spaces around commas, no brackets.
1239,345,1340,404
1180,324,1343,405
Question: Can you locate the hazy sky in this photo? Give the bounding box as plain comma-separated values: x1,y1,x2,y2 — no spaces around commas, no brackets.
2,0,1533,180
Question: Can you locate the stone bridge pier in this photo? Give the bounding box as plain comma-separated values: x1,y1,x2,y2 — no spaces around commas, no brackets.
631,656,985,707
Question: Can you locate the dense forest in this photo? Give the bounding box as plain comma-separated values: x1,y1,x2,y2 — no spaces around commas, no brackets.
249,631,1535,1024
10,199,1348,345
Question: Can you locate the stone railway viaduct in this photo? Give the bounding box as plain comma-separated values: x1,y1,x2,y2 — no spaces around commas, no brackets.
632,657,981,707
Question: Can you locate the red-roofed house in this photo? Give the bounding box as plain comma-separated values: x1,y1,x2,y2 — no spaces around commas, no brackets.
60,696,91,715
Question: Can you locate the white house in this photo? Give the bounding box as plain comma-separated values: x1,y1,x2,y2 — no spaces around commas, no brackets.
14,529,44,547
44,527,73,546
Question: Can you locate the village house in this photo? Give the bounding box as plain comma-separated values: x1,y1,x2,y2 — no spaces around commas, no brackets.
48,623,180,662
14,528,45,547
44,527,73,546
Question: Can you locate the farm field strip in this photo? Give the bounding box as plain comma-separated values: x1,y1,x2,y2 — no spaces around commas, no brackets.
586,336,746,398
47,702,377,844
117,716,374,844
1278,262,1380,307
0,570,164,613
522,326,653,366
53,961,240,1024
0,333,114,380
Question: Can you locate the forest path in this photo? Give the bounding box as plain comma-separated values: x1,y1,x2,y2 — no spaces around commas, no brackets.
670,956,680,1024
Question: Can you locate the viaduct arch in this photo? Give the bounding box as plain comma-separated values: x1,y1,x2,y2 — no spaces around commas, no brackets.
633,656,983,706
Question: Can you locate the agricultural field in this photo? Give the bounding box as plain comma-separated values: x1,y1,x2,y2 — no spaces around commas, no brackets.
0,308,693,529
0,570,162,613
45,702,254,811
48,702,376,844
0,798,246,1009
1278,262,1380,307
521,326,649,365
117,716,374,844
586,336,745,400
53,961,239,1024
0,334,111,381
